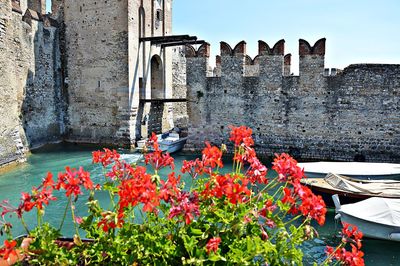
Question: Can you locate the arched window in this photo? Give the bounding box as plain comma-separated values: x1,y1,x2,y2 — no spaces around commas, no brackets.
154,0,163,29
138,7,145,38
150,55,164,99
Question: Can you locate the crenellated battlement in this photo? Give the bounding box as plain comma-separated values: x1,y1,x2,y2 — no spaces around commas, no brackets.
185,38,326,79
299,38,326,56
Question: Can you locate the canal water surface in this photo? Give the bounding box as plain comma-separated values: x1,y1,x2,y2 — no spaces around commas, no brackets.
0,143,399,265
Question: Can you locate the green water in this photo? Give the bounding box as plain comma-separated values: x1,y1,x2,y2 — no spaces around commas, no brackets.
0,144,399,265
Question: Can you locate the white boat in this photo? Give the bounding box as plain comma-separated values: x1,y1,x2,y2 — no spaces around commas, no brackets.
157,132,188,153
333,194,400,241
297,161,400,179
136,132,187,154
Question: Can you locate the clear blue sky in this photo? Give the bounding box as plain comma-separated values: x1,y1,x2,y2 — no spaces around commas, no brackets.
46,0,400,74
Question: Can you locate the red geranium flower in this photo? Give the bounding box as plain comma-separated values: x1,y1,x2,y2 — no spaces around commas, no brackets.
205,237,221,254
92,148,120,167
342,223,363,249
97,211,124,232
202,142,223,169
56,166,93,199
159,172,181,202
202,174,251,204
117,166,160,213
0,239,17,260
272,153,304,184
229,125,254,147
168,191,200,225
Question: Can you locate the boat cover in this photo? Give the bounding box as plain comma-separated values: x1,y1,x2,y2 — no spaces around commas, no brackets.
298,161,400,177
325,173,400,196
340,197,400,227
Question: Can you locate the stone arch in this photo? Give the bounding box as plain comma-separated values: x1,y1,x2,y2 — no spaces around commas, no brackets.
150,55,164,99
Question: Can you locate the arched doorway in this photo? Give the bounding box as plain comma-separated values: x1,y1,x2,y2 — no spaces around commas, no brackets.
148,55,164,134
150,55,164,99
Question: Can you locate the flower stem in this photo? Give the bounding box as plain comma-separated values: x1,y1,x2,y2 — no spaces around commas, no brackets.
59,196,71,231
20,217,30,234
70,201,81,239
284,215,302,226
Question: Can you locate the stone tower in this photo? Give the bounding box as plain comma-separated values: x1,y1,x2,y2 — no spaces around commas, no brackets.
58,0,174,147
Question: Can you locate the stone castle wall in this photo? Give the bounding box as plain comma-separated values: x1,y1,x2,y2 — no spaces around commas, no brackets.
0,0,175,167
0,0,63,166
184,39,400,162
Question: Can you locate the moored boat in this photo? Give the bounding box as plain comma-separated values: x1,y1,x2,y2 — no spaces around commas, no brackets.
157,132,188,153
301,173,400,207
298,161,400,179
136,131,187,154
333,195,400,241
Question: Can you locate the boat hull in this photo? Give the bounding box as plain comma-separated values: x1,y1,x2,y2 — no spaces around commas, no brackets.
337,212,400,241
159,137,187,153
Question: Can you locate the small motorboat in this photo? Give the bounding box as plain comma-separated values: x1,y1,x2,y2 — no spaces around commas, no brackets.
136,131,188,154
157,132,188,153
301,173,400,207
333,194,400,241
297,161,400,179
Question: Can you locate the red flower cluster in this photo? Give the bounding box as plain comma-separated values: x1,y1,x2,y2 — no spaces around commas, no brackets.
294,183,326,225
326,223,364,266
272,153,305,183
228,126,268,184
19,172,57,213
205,237,221,254
181,159,204,179
229,125,254,147
341,223,363,249
97,211,124,232
56,167,93,198
202,142,223,169
181,143,223,178
245,151,268,184
144,133,175,171
168,191,200,225
117,166,159,214
92,148,121,167
0,239,17,260
273,153,327,225
159,172,181,202
202,174,251,205
259,199,277,218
